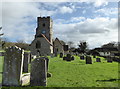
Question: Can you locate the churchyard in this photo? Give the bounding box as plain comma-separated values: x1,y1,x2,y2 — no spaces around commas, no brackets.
0,48,119,88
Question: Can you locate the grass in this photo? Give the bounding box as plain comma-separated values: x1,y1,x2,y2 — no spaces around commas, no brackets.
0,55,119,88
0,56,3,83
47,55,119,87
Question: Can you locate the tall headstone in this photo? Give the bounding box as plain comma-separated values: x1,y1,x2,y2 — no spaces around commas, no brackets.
30,57,47,86
86,56,92,64
23,52,30,73
2,46,24,86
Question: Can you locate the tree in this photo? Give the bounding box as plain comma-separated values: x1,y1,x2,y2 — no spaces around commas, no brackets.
101,42,116,48
78,41,88,54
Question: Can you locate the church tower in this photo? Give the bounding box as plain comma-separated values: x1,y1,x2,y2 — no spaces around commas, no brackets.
30,16,53,56
35,16,53,43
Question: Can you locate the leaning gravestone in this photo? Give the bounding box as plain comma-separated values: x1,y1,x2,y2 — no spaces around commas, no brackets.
80,56,84,60
30,57,47,86
96,58,101,62
59,53,63,58
107,56,112,63
2,46,24,86
23,52,30,73
86,56,92,64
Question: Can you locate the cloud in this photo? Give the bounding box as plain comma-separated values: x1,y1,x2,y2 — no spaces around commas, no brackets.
58,6,74,14
54,17,118,48
95,8,118,16
1,2,59,43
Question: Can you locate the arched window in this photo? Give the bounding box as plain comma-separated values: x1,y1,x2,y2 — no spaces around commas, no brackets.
36,41,41,48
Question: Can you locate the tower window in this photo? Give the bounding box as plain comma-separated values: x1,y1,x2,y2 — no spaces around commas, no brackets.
43,23,45,27
36,41,41,48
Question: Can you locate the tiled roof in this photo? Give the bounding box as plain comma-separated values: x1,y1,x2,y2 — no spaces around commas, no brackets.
41,34,53,46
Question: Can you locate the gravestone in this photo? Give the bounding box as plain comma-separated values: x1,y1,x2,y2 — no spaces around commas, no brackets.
93,55,96,58
66,54,71,61
80,56,84,60
29,53,32,63
63,57,67,60
96,58,101,62
30,57,47,86
71,56,74,60
107,56,112,63
86,56,92,64
55,52,57,57
59,53,63,58
23,52,30,73
2,46,24,86
44,57,49,72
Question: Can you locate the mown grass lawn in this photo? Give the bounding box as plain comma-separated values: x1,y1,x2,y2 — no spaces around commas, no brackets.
0,55,119,88
47,56,119,87
0,56,3,83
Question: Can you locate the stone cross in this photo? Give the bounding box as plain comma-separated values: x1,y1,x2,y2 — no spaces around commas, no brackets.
30,57,47,86
2,46,24,86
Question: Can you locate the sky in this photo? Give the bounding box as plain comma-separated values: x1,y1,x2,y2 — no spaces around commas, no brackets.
0,0,119,49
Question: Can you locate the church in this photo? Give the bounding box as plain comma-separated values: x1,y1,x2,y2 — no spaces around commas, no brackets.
30,16,53,56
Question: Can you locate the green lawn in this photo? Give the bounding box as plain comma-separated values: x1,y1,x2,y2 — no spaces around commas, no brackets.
0,55,119,88
47,56,119,87
0,56,3,83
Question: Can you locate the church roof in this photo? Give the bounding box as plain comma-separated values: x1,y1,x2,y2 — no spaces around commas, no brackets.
54,37,64,46
41,34,53,46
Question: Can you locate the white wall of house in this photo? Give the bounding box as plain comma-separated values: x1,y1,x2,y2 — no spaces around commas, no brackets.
99,52,111,56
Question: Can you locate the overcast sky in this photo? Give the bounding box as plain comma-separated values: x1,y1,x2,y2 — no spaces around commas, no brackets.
0,0,119,49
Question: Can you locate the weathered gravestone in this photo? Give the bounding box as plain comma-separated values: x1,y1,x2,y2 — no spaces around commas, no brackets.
71,56,74,60
96,58,101,62
23,52,30,73
86,56,92,64
30,57,47,86
66,54,71,61
59,53,63,58
80,56,84,60
107,56,112,63
2,46,24,86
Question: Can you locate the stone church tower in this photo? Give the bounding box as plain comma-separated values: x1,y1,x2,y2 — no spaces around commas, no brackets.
30,16,53,56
